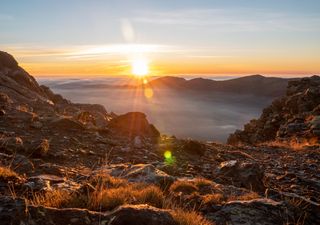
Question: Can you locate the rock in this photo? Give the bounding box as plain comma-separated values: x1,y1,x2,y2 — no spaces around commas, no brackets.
0,92,13,105
49,118,84,131
108,204,176,225
215,160,265,192
0,51,18,69
206,199,291,225
0,109,5,116
30,121,43,129
108,112,160,138
133,136,143,148
0,137,24,152
28,139,50,157
11,154,34,174
0,196,26,225
181,140,206,156
105,164,175,188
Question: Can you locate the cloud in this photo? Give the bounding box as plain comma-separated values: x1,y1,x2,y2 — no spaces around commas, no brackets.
133,8,320,32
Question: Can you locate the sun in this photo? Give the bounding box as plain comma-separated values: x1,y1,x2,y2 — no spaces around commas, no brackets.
131,58,149,77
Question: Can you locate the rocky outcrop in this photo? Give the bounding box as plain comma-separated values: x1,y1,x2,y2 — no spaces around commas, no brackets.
228,76,320,146
103,164,175,188
214,160,265,192
206,199,292,225
108,112,160,138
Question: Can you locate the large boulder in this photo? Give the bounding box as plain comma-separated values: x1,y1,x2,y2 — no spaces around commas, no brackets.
104,164,175,188
108,204,176,225
108,112,160,138
181,139,206,156
207,199,292,225
215,160,265,192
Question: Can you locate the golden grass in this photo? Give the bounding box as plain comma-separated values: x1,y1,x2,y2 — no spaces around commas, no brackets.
0,166,19,181
169,180,199,194
90,184,164,210
227,192,260,201
202,193,225,205
29,189,71,208
171,208,214,225
194,178,213,188
89,173,128,189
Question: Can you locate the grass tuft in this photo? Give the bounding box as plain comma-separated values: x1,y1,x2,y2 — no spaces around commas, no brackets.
171,208,214,225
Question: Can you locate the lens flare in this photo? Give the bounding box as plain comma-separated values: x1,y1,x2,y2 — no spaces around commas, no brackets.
144,87,153,98
164,150,175,165
164,151,172,159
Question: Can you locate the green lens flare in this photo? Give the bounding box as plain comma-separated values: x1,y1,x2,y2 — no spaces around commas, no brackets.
164,151,172,159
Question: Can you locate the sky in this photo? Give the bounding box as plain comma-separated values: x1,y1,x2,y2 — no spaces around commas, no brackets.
0,0,320,77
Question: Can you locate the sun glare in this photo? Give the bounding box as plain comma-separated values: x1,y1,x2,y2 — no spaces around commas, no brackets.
131,58,149,77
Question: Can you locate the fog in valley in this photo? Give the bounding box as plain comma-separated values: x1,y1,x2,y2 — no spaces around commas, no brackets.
38,78,274,142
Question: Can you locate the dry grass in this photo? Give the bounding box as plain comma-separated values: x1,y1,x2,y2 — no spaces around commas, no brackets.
227,192,260,201
260,137,319,151
202,193,225,205
194,178,213,188
29,189,71,208
26,175,164,211
0,166,19,181
90,184,164,210
89,173,128,189
171,208,214,225
169,180,199,194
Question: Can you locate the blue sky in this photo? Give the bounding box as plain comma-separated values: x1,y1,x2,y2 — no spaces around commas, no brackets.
0,0,320,76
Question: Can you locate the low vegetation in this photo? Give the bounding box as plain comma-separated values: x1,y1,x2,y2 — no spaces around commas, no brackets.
0,166,19,181
25,174,214,224
171,208,214,225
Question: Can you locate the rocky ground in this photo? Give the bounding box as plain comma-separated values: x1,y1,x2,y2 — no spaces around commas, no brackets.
0,51,319,225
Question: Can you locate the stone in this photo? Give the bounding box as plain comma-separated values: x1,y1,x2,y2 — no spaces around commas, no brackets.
0,137,24,152
108,112,160,138
181,140,206,156
216,160,265,192
11,154,34,175
28,139,50,157
133,136,143,148
206,199,291,225
105,164,175,188
108,204,176,225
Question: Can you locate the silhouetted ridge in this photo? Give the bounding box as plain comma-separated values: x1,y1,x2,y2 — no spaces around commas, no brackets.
148,75,295,97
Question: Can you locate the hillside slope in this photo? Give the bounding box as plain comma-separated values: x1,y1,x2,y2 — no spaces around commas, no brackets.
228,76,320,146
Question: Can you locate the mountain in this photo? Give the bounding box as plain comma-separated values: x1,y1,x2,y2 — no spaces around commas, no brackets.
228,75,320,146
146,75,295,97
0,51,319,225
